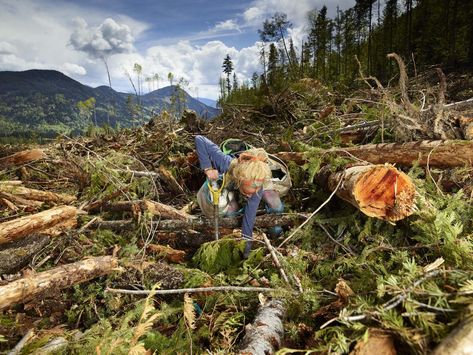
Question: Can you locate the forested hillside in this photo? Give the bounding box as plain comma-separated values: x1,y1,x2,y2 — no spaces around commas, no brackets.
0,70,219,142
1,1,473,354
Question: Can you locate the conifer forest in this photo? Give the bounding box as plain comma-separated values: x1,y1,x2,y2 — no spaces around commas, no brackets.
1,0,473,354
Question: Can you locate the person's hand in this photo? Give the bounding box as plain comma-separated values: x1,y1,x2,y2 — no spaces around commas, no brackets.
205,168,219,181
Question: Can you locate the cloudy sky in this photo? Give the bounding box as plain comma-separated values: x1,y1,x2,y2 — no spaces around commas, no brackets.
0,0,355,100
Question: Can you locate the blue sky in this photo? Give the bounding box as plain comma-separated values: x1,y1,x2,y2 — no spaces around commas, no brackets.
0,0,356,99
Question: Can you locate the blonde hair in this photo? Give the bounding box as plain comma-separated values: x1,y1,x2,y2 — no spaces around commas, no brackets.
228,148,272,189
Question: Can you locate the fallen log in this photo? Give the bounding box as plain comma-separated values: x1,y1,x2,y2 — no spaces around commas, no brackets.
158,165,185,195
327,164,416,222
88,213,307,232
0,191,43,210
238,299,285,354
0,184,76,204
276,140,473,168
459,116,473,140
0,149,44,170
147,243,186,263
0,255,118,310
431,305,473,355
0,206,77,245
0,235,50,275
91,199,194,220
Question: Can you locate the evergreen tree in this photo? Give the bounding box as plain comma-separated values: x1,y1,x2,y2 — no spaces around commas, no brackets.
258,12,293,66
267,43,279,86
232,72,238,92
222,54,234,96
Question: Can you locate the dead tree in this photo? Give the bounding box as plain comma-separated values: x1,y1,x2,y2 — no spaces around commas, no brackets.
432,305,473,355
0,256,118,310
276,140,473,168
238,299,285,354
0,206,77,245
0,149,44,170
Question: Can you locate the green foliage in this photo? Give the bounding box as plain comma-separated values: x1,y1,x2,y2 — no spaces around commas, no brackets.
192,239,246,275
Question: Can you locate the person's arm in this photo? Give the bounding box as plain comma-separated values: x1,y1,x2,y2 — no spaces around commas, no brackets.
195,135,233,174
241,192,263,257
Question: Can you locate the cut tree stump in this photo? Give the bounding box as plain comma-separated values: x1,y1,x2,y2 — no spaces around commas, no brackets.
0,206,77,245
0,149,44,170
276,140,473,168
327,164,416,222
0,184,76,204
0,255,118,310
238,299,285,354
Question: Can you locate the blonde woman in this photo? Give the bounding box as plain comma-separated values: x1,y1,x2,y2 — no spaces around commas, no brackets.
195,135,284,258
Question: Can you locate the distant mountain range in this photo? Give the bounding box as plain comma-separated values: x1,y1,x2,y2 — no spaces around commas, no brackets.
0,69,220,139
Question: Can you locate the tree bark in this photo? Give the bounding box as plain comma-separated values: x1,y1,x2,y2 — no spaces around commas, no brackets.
238,299,285,354
276,140,473,168
431,305,473,355
0,206,77,245
0,184,76,204
459,116,473,140
327,164,416,222
0,235,50,275
93,199,194,220
0,256,118,310
0,149,44,170
88,213,306,232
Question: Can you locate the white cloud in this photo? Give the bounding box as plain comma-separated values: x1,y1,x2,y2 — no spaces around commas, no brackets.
213,19,241,32
69,17,135,58
105,40,261,100
62,62,87,76
0,41,16,55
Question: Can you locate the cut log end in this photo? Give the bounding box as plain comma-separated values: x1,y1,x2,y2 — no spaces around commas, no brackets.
354,165,415,222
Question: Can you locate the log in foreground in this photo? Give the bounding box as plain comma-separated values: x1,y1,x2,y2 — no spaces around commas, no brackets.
276,140,473,168
0,206,77,245
238,299,285,355
431,305,473,355
328,164,416,222
0,235,50,275
0,149,44,170
0,256,118,310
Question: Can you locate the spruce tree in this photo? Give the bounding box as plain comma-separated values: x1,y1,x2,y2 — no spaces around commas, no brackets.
222,54,234,96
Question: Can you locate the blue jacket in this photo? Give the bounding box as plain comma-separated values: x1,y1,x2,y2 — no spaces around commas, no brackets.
195,135,262,243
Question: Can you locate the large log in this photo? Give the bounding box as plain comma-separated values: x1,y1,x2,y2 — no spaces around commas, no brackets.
431,305,473,355
0,235,50,275
327,164,416,222
0,206,77,245
0,149,44,170
276,140,473,168
89,213,307,232
91,199,194,220
238,299,285,354
0,256,118,310
0,184,76,204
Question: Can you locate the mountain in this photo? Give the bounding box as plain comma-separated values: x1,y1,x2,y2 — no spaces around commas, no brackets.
0,69,220,139
196,97,218,108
